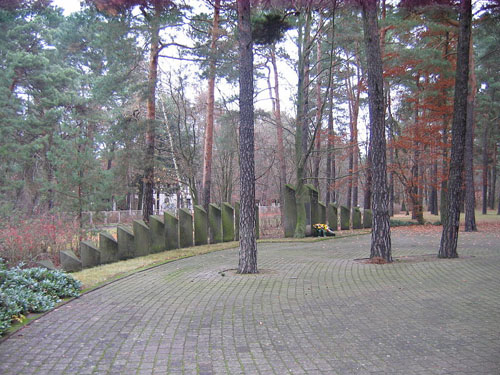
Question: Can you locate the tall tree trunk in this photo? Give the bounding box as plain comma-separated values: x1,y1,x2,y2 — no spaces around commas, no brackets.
440,31,451,227
294,9,312,238
439,0,472,259
45,132,55,211
360,0,392,261
325,7,337,207
412,78,424,224
346,61,361,209
202,0,220,210
387,95,395,216
481,123,489,214
464,37,477,231
430,158,438,215
313,21,323,191
364,142,372,209
489,145,496,209
270,45,287,233
325,92,335,206
237,0,257,274
143,7,160,224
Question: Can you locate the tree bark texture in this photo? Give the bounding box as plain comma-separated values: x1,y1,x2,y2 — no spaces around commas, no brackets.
313,28,322,192
439,0,472,259
430,158,438,215
270,46,287,234
237,0,257,274
481,122,489,214
364,144,372,210
440,32,450,227
411,76,424,224
143,7,160,224
325,87,335,206
294,10,312,238
360,0,392,262
202,0,220,210
464,37,477,231
489,145,496,209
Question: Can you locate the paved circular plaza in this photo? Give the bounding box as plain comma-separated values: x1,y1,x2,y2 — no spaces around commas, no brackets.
1,228,499,374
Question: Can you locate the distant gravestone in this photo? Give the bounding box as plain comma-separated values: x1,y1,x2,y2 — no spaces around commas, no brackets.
133,220,151,257
306,184,320,226
209,204,222,243
194,205,208,246
352,207,362,229
340,205,350,230
80,241,101,268
164,212,179,250
36,259,57,270
363,209,373,229
328,203,338,231
179,208,194,248
150,215,165,253
234,202,240,241
221,203,234,242
319,202,326,224
284,184,297,238
60,250,82,272
117,226,135,260
255,204,260,239
99,232,119,264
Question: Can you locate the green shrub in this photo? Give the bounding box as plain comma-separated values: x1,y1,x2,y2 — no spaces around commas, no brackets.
389,219,419,227
0,259,81,336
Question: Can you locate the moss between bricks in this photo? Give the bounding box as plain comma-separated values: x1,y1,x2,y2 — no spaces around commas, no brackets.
2,229,372,340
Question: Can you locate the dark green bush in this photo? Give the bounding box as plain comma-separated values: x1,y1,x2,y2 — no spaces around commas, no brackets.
389,219,419,227
0,259,81,336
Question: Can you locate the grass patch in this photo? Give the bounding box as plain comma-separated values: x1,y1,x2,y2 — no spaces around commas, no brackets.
392,209,500,225
72,241,239,290
73,229,372,291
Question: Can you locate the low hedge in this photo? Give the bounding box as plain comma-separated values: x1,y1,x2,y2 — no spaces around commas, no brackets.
0,259,81,336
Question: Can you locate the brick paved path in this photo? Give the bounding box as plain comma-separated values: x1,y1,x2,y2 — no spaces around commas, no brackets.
1,229,499,374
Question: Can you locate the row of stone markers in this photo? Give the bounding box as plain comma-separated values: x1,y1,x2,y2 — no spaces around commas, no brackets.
59,203,256,272
283,184,372,237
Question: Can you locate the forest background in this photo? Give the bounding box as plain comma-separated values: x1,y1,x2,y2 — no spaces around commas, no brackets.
0,0,498,265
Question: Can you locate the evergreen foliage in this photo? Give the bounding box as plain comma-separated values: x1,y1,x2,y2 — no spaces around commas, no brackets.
0,259,81,336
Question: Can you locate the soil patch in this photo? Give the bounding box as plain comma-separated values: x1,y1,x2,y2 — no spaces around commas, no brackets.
355,254,475,264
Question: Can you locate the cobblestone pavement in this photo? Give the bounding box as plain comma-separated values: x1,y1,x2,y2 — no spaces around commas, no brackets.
1,229,499,374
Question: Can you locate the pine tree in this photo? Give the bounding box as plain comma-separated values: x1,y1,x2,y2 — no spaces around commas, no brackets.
439,0,472,258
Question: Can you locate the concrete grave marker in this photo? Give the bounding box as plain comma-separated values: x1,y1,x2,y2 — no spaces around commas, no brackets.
328,203,338,231
221,203,234,242
209,204,222,243
363,209,373,229
80,241,101,268
340,205,350,230
284,184,297,238
352,207,362,229
164,212,179,250
117,226,135,260
99,232,119,264
150,215,165,253
60,250,82,272
133,220,151,257
179,208,194,248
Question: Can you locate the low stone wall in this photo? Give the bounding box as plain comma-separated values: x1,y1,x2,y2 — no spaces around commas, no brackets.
64,202,245,272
